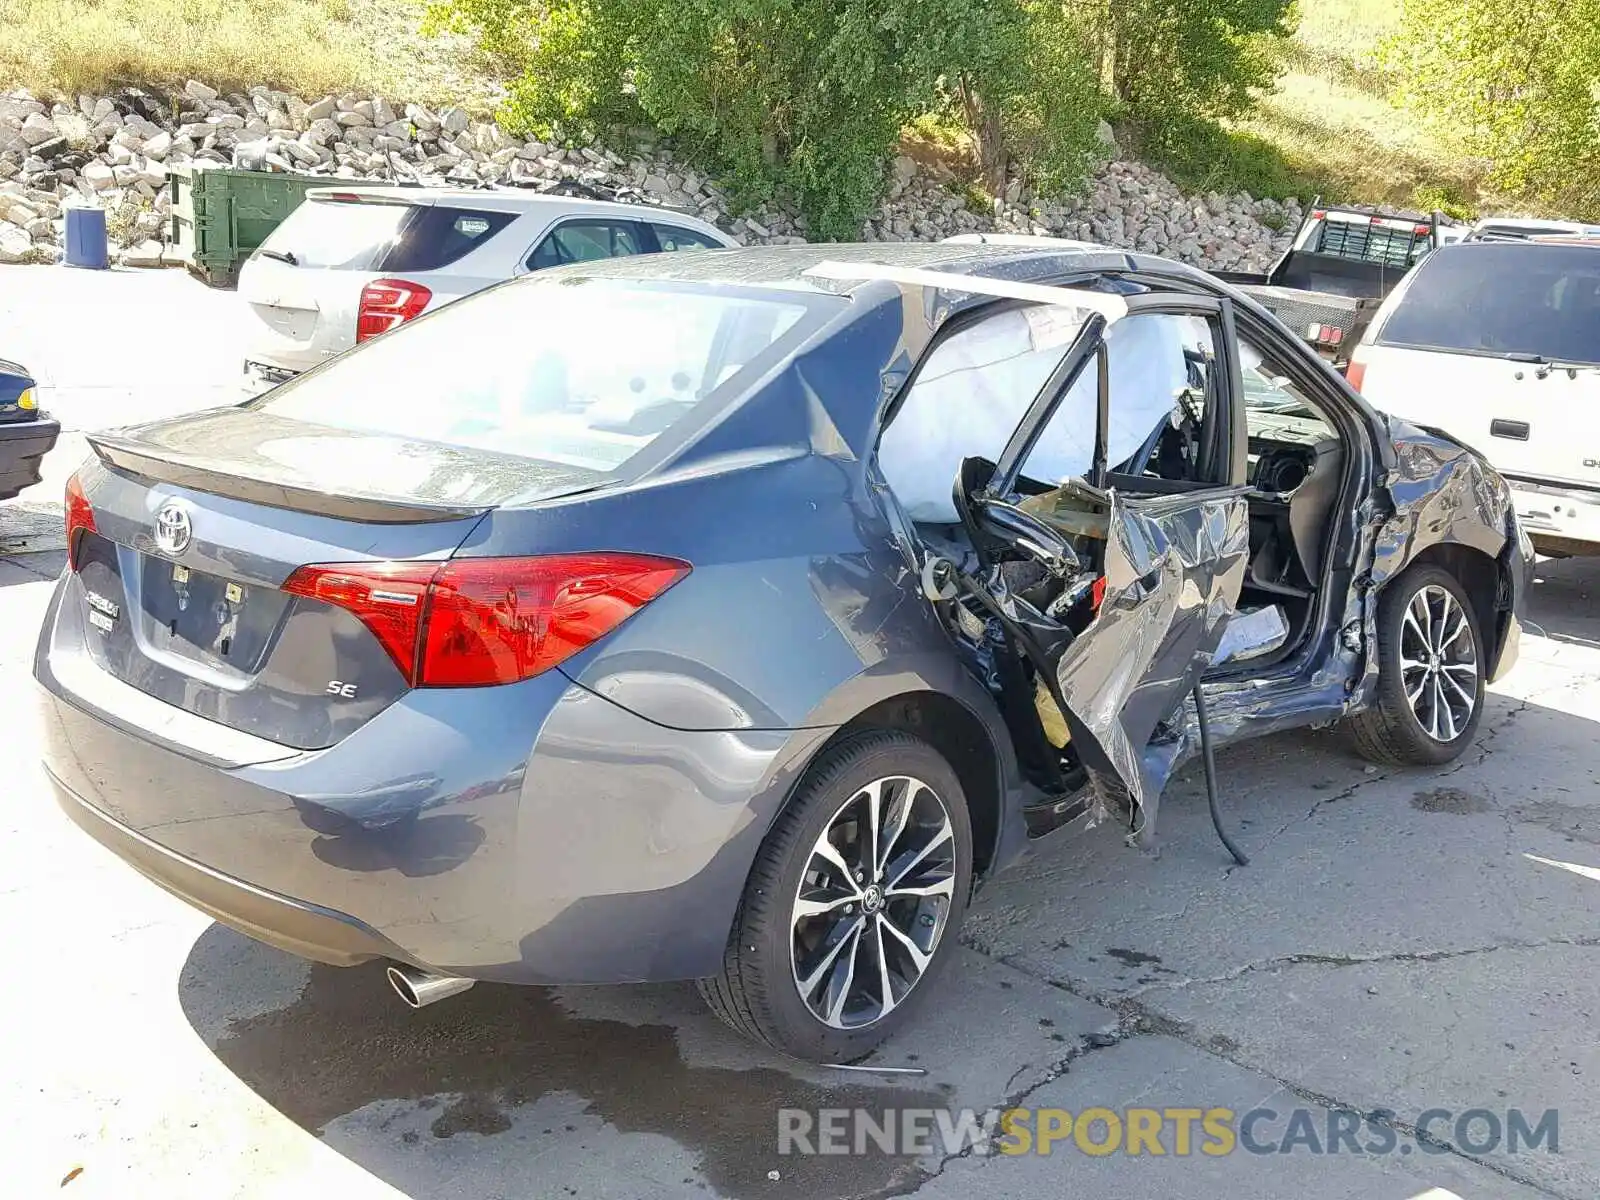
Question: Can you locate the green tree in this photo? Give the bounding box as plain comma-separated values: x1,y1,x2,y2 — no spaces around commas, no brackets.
943,0,1108,194
1384,0,1600,217
426,0,1106,237
1072,0,1295,122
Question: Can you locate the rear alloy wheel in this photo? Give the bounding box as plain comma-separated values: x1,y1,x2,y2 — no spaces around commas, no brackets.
699,731,972,1061
790,775,956,1029
1350,565,1486,766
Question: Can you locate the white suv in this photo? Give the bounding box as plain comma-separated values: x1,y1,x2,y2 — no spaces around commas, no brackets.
1349,239,1600,556
238,187,736,393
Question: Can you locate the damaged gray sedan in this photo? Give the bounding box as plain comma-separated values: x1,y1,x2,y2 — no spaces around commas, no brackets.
37,243,1530,1064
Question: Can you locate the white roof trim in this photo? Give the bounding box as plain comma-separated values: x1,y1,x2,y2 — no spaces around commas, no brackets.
802,260,1128,322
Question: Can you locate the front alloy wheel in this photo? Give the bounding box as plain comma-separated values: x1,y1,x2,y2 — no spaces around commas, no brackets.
1349,564,1486,766
790,775,956,1029
699,730,973,1061
1399,583,1479,742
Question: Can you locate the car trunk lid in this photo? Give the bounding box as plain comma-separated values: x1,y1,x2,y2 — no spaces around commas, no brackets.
65,411,602,751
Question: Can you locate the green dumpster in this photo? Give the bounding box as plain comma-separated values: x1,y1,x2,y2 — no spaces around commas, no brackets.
168,164,401,287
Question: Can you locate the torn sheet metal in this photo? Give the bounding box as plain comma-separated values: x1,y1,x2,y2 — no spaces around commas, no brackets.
1052,488,1249,843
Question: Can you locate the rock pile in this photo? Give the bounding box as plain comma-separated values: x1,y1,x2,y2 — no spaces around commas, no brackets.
0,80,1298,272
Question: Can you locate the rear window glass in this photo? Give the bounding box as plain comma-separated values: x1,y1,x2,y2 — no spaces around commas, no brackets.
257,199,515,271
253,278,824,475
653,224,724,252
1378,243,1600,364
1310,215,1430,269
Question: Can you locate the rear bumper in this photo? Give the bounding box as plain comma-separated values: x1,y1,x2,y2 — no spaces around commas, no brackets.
35,579,812,984
49,771,406,967
1507,477,1600,556
0,413,60,500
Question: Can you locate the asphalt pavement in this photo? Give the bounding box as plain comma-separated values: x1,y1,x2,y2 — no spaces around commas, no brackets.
1,264,1595,1200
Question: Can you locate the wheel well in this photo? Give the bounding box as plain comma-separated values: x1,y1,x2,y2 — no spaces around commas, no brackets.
828,692,1003,877
1397,542,1501,644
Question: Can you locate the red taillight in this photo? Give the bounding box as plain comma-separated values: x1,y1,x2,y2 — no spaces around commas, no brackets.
65,473,97,570
283,560,440,680
283,553,690,688
1344,360,1367,392
356,278,432,342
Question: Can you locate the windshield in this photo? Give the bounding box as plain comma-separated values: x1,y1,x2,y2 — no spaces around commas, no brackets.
253,278,819,474
1378,243,1600,365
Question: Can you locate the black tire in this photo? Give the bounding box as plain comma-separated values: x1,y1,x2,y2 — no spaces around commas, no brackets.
1348,564,1486,767
697,730,973,1062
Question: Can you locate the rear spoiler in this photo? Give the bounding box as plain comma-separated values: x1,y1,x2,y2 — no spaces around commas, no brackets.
88,430,492,525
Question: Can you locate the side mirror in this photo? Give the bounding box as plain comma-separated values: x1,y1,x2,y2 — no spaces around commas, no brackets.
969,496,1081,579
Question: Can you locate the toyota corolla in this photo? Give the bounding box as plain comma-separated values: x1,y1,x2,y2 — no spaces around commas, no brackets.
36,243,1529,1062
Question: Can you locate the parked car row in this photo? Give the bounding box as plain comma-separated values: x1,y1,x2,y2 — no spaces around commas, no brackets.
34,233,1533,1062
1350,237,1600,558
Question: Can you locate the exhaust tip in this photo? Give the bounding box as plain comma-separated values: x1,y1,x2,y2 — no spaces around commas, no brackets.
387,963,475,1009
387,964,424,1008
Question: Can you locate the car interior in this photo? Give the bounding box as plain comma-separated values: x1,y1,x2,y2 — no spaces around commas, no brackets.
877,299,1350,825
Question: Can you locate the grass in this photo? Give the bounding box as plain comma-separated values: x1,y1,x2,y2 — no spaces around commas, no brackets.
1140,0,1487,214
0,0,490,104
1238,0,1483,211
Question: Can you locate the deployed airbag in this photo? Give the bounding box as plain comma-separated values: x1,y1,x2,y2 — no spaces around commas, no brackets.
880,311,1207,523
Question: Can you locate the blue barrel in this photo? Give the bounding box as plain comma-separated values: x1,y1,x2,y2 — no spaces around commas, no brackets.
63,206,109,270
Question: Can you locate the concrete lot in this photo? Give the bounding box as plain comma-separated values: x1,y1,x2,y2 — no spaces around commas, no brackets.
1,265,1596,1199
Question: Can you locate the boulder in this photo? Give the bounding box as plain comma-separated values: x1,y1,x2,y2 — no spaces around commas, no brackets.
119,238,165,268
19,112,56,146
0,221,31,263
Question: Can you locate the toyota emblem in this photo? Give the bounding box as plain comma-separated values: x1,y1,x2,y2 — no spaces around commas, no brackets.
153,502,193,556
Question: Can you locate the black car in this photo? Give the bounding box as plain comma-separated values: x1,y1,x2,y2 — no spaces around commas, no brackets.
0,358,58,501
37,244,1530,1063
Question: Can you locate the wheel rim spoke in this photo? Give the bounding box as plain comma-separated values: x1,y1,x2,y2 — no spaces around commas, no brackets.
858,778,883,879
822,924,864,1026
878,912,932,977
809,837,862,896
876,782,914,878
886,815,954,891
1439,666,1475,707
1434,676,1457,740
790,773,955,1030
887,874,956,902
793,892,858,921
797,915,864,997
872,918,898,1019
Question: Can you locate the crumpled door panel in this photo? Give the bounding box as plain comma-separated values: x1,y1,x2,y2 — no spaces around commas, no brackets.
1055,488,1250,838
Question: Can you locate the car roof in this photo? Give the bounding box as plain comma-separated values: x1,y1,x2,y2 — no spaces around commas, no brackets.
1468,216,1600,240
302,185,729,233
537,240,1160,299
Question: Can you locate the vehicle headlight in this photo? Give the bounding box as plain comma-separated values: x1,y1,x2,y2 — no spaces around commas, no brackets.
16,387,34,410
